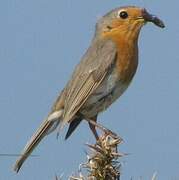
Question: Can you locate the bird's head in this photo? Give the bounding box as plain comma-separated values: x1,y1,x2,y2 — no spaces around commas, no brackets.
96,6,165,41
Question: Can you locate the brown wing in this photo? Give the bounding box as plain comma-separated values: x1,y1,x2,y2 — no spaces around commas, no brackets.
61,39,117,125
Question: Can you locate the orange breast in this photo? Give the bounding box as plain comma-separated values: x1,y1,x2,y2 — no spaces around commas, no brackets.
115,37,138,83
103,31,139,84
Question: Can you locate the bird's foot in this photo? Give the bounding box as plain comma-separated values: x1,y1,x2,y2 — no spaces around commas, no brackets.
86,119,120,140
103,128,118,139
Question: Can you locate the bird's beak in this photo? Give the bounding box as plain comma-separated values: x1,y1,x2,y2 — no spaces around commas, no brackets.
141,8,165,28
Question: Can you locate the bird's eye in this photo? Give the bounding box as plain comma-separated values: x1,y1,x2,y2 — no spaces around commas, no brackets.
118,11,128,19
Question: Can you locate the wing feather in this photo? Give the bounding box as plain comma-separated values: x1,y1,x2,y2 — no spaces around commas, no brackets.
62,39,117,123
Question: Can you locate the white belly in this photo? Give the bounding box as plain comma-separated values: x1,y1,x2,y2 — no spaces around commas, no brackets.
81,68,129,118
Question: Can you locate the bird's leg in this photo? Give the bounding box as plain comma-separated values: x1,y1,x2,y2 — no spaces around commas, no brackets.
89,123,99,140
87,118,118,139
88,116,99,140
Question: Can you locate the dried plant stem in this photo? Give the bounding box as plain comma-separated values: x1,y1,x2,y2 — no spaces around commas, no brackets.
70,133,123,180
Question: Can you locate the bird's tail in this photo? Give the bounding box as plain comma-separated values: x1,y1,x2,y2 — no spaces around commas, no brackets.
13,110,63,173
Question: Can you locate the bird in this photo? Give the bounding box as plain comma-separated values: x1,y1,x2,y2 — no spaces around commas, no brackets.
13,6,165,172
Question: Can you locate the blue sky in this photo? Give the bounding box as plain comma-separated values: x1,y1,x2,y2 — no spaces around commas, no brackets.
0,0,178,179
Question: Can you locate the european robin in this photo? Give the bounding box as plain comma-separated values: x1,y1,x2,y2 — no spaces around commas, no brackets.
13,6,165,172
